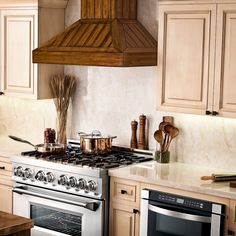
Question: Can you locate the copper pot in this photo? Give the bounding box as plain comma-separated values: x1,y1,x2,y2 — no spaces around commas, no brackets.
78,131,117,154
8,135,65,153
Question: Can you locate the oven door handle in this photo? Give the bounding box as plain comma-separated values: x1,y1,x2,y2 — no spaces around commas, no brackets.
13,186,100,211
148,204,211,223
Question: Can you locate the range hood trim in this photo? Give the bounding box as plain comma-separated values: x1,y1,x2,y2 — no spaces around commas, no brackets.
33,51,157,67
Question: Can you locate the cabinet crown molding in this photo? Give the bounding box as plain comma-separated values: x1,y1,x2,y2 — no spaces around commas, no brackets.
159,0,236,4
0,0,68,9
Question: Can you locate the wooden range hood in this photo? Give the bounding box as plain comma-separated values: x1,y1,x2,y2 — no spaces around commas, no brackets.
33,0,157,67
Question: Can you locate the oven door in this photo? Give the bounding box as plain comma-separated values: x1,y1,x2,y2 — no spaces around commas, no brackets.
13,184,104,236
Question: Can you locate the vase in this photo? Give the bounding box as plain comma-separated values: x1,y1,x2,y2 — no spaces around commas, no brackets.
56,111,67,145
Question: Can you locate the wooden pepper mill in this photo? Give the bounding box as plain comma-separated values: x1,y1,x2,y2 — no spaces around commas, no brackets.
130,120,138,148
138,114,147,150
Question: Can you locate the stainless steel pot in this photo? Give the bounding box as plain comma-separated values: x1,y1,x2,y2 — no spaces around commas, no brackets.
78,131,117,154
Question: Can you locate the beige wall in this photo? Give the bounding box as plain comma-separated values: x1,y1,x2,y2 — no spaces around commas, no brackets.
1,0,236,170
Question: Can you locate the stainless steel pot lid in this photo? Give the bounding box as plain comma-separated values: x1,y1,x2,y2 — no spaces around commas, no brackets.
78,130,117,139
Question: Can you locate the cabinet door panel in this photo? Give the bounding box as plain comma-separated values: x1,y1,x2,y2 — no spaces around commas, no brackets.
110,206,135,236
158,4,216,114
0,185,12,213
214,4,236,117
229,200,236,232
0,10,38,98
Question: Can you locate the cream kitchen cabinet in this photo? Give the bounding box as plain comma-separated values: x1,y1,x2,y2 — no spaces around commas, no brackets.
109,177,233,236
0,156,13,214
229,199,236,235
157,0,236,118
0,0,66,99
109,177,140,236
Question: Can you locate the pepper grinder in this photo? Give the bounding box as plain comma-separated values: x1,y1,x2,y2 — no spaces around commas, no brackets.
130,120,138,148
138,114,147,150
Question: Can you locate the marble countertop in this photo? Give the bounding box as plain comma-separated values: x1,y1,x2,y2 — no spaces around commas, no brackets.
109,161,236,200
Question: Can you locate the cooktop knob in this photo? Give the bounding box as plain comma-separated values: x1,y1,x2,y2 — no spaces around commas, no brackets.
35,170,45,182
14,166,24,177
23,168,33,179
69,177,77,187
87,180,97,192
58,175,69,186
77,178,87,190
45,172,54,183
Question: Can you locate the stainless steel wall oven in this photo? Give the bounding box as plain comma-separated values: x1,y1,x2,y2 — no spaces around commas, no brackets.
140,189,225,236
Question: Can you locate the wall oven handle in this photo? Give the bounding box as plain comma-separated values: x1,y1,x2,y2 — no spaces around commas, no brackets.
13,186,100,211
148,204,211,223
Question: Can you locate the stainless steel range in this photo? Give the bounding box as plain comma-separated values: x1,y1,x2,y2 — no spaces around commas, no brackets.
11,140,153,236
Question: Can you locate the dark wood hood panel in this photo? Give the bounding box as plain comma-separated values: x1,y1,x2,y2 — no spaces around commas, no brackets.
33,0,157,67
81,0,137,19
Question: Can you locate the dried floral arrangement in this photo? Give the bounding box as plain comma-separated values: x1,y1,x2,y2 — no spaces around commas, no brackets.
50,74,76,144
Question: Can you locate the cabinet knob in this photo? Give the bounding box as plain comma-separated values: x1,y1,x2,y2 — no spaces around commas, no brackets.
205,110,212,115
0,166,5,170
228,230,235,236
121,190,128,195
133,209,139,214
0,92,4,95
212,111,219,116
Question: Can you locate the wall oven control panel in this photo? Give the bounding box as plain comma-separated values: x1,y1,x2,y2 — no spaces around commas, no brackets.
157,193,204,210
147,189,225,214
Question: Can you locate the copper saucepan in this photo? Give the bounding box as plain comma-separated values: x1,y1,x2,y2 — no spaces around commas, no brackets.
78,131,117,154
8,135,65,153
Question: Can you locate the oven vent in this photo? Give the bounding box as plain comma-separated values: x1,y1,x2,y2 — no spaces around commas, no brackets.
33,0,157,67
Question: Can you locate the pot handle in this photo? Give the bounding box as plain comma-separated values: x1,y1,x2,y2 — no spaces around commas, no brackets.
77,131,102,137
77,131,87,137
8,135,36,148
91,130,102,137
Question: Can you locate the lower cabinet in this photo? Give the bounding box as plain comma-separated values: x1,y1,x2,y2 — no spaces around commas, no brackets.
0,185,12,213
109,177,236,236
229,200,236,235
109,177,140,236
0,156,13,213
110,203,139,236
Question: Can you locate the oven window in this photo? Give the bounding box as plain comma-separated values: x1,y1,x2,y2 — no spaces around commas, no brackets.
30,204,82,236
148,210,211,236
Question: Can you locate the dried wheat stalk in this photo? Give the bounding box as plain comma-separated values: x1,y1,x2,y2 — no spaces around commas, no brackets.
50,74,76,144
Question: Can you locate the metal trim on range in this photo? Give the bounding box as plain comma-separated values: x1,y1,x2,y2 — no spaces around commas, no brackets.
13,186,100,211
148,204,211,223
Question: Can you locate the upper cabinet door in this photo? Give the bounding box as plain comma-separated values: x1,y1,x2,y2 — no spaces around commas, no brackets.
214,4,236,118
0,10,38,99
157,4,216,115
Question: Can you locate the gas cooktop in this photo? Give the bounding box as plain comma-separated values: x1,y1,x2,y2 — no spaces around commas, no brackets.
20,142,154,170
11,140,154,198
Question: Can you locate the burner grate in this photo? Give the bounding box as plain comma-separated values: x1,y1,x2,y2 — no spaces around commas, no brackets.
21,147,153,169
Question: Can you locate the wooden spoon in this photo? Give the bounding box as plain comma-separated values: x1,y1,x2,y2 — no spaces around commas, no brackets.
159,121,170,132
161,124,173,151
154,130,163,151
164,125,179,151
